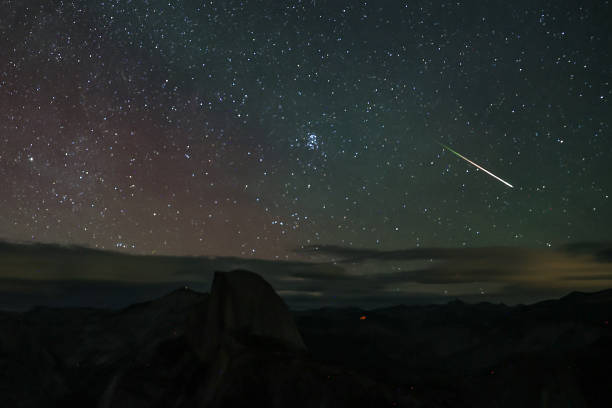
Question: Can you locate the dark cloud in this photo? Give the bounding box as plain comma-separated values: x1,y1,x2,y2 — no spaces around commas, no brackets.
297,244,460,262
1,241,612,310
297,244,532,264
289,244,612,306
559,242,612,262
561,273,612,281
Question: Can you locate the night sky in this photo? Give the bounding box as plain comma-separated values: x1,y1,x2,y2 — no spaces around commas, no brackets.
2,0,611,262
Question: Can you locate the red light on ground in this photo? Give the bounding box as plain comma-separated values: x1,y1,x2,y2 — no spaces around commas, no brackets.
359,315,367,320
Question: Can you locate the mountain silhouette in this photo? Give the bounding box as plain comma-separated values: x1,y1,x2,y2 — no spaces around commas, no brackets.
0,271,610,407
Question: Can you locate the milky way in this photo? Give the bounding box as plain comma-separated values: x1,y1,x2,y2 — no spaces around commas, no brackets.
1,0,611,259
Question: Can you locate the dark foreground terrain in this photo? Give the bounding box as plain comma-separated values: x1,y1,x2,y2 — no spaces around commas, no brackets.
1,270,610,407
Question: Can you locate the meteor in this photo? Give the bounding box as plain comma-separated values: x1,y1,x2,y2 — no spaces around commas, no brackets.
437,142,514,188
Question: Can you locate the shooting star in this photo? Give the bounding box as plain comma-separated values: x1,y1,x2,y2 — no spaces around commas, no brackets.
437,142,514,188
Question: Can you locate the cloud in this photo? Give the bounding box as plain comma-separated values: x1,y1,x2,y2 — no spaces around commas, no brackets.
1,241,612,310
560,242,612,262
290,243,612,304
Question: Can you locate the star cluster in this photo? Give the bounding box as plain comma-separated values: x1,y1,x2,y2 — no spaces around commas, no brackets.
1,0,611,259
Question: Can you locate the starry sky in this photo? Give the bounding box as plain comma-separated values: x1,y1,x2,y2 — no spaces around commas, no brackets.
2,0,611,261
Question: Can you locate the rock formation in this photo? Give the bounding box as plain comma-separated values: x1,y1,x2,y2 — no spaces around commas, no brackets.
188,269,306,361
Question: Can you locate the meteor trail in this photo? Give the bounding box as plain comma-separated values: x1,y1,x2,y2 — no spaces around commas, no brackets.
437,142,514,188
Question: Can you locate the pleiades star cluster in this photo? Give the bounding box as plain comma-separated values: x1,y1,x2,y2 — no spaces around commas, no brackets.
1,0,611,259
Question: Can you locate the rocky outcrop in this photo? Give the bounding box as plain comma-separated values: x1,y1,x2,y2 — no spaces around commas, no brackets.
188,269,306,361
103,270,407,408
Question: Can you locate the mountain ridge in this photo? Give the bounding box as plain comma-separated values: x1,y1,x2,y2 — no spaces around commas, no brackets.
0,272,610,407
